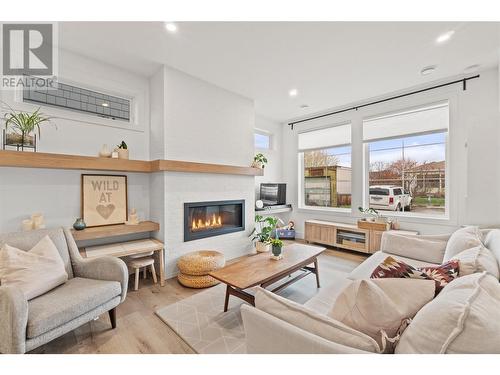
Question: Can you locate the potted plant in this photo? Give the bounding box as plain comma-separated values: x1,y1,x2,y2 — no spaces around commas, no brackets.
252,153,268,169
249,215,278,252
358,206,386,223
116,140,129,159
270,238,284,259
2,104,52,151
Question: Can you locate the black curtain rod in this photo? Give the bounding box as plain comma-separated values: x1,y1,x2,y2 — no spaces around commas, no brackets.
288,74,480,129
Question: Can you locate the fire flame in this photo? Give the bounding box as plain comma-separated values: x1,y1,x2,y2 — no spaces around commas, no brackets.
192,213,222,231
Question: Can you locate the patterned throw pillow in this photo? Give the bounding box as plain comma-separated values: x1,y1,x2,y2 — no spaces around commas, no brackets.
371,256,459,294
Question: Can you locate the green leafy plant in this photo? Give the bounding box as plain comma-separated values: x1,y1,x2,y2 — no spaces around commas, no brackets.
117,140,128,149
269,238,283,248
249,215,278,243
358,206,380,218
2,103,52,145
253,153,268,168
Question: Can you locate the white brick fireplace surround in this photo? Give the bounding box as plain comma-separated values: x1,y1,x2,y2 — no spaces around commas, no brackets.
149,65,256,278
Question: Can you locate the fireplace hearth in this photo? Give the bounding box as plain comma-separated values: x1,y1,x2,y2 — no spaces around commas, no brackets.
184,200,245,242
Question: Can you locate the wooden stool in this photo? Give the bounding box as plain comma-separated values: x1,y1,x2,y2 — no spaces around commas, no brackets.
127,251,154,280
128,256,157,291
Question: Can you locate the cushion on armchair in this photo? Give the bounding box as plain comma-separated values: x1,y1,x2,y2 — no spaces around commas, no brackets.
27,277,121,338
0,235,68,300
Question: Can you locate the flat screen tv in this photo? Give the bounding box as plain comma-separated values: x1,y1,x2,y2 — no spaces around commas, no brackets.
260,183,286,206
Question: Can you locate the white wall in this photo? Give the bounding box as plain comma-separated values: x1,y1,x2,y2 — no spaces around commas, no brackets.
282,68,500,237
155,66,256,277
0,50,151,232
254,115,283,197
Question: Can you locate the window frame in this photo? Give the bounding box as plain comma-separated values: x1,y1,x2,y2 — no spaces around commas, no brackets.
362,101,451,220
12,76,143,132
254,129,273,150
298,121,353,213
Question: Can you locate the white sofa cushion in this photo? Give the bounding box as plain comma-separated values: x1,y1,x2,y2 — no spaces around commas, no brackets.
304,273,353,315
348,251,438,281
395,272,500,354
483,229,500,273
443,226,483,262
254,287,382,353
451,245,500,278
0,235,68,300
328,278,435,351
381,232,447,264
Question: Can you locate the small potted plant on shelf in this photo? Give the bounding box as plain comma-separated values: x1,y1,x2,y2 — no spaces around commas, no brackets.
270,238,284,260
116,140,129,159
2,103,53,151
358,206,386,223
249,215,278,253
252,153,268,169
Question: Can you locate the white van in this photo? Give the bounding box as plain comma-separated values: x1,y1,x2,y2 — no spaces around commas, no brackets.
369,185,412,211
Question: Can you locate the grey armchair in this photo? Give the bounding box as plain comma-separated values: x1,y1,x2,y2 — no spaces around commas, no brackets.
0,227,128,354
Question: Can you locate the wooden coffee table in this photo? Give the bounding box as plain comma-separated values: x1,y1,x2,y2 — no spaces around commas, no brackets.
209,243,326,311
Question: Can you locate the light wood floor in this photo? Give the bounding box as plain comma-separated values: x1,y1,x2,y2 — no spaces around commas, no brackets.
30,243,367,354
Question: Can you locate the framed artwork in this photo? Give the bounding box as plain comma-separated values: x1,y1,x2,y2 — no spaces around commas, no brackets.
81,174,128,227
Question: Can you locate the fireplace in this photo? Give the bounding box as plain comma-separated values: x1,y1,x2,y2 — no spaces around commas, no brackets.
184,200,245,242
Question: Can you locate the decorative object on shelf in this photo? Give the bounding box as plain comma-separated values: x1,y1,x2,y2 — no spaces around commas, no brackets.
358,206,386,223
275,220,296,240
81,174,128,227
73,218,86,231
31,213,45,229
250,215,278,253
251,153,268,169
1,103,54,152
126,208,140,225
99,144,112,158
111,150,119,158
21,219,33,231
270,238,284,260
255,199,264,209
116,140,129,159
391,219,401,230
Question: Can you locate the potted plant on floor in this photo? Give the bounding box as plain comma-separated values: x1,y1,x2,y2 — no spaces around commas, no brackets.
2,104,52,151
270,238,284,260
250,215,278,253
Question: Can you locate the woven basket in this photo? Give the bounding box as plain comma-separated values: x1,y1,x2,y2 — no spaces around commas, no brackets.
177,272,220,288
177,250,225,276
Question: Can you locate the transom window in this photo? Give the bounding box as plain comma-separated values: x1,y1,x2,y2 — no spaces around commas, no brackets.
23,81,131,122
254,131,271,149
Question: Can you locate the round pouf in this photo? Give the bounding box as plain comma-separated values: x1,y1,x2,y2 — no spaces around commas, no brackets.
177,250,225,288
177,250,225,276
177,273,220,288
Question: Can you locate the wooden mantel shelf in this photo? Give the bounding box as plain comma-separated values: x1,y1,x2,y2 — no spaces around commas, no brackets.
0,150,263,176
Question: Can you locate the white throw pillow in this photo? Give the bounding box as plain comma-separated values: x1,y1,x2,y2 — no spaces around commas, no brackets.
451,245,500,279
395,272,500,354
328,278,435,351
254,287,381,353
0,235,68,300
443,226,483,261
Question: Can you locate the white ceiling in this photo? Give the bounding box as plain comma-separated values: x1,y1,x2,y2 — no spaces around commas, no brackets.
59,22,500,122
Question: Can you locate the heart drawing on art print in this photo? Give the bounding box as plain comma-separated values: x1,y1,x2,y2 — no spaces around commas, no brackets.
96,204,116,220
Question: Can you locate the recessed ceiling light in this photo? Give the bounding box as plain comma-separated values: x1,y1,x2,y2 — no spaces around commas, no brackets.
289,89,298,97
165,23,178,33
300,104,309,109
101,102,109,107
464,64,480,73
436,30,455,44
420,65,437,76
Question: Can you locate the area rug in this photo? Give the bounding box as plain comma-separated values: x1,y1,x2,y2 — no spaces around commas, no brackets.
155,252,362,354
